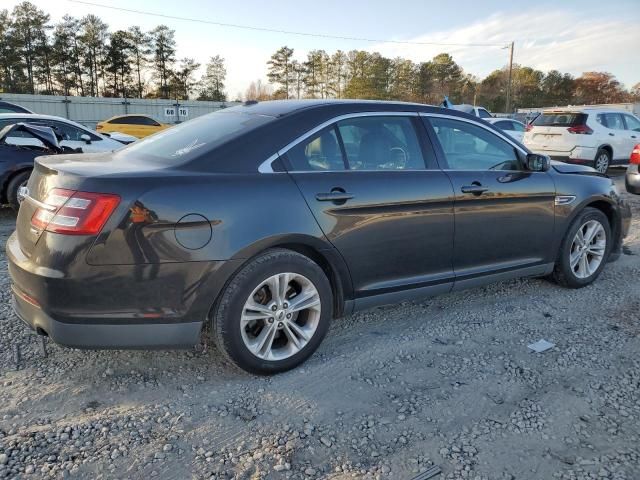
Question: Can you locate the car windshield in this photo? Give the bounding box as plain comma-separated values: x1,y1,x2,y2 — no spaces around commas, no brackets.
533,113,587,127
116,111,273,164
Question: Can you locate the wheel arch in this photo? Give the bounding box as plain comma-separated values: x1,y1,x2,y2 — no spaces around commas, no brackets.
1,166,33,204
219,234,353,320
564,196,621,257
596,144,613,159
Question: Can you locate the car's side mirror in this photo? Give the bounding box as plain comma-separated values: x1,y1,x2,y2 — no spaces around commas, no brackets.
80,134,92,144
525,153,550,172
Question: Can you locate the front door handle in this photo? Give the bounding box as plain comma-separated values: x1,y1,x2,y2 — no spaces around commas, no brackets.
609,133,615,136
461,184,489,195
316,191,354,202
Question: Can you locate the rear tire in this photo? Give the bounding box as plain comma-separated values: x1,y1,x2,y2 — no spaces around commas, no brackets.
552,207,611,288
594,148,610,174
6,170,31,211
212,249,333,375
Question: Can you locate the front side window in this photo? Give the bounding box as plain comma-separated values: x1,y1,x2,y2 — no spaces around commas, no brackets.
429,117,520,171
623,114,640,132
336,116,426,170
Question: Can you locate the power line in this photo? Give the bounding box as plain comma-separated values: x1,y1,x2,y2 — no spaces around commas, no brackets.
68,0,507,48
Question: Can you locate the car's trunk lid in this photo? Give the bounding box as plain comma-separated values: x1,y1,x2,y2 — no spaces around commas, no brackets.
15,152,183,258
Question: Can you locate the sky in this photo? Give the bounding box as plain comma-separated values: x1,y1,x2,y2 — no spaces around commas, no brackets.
4,0,640,98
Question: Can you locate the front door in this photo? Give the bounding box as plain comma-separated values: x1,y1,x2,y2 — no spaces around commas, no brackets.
423,115,556,287
284,114,456,301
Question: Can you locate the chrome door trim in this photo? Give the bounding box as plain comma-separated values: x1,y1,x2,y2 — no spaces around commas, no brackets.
258,111,421,173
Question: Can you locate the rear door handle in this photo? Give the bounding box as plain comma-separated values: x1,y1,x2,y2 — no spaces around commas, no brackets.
609,133,615,136
316,191,354,202
461,185,489,195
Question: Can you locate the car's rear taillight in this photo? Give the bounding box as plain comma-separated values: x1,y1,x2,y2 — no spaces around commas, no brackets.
525,124,534,132
96,124,103,130
31,188,120,235
567,124,593,135
631,144,640,165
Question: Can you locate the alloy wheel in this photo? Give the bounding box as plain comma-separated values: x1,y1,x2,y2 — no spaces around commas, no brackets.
240,272,321,361
595,153,609,173
569,219,606,279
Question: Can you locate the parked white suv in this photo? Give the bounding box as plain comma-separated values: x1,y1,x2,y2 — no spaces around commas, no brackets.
523,108,640,173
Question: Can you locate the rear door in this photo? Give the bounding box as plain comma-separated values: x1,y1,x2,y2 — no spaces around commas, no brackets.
423,114,556,287
284,113,455,301
599,112,630,160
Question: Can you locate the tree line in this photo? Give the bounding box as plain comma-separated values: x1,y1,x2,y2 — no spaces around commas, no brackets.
262,46,640,112
0,2,227,100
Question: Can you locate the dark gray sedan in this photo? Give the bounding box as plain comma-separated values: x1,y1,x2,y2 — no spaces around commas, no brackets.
8,100,631,374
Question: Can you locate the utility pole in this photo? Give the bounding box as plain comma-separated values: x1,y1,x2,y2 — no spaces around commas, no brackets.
505,41,514,113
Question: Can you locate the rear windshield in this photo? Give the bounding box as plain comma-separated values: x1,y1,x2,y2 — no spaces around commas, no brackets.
533,112,587,127
115,111,273,164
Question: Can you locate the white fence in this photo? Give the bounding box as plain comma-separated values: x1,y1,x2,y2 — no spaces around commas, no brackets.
0,93,240,129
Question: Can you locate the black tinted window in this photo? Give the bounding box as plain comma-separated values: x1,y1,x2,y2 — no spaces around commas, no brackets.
337,116,426,170
429,117,520,171
477,109,492,118
116,111,272,164
533,113,587,127
286,127,345,171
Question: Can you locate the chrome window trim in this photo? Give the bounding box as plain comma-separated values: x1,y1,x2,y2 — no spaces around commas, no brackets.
257,111,421,173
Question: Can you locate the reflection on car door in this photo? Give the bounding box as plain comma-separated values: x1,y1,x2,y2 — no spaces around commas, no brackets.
285,114,456,307
423,114,556,289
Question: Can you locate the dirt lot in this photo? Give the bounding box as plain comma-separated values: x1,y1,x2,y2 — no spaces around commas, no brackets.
0,170,639,480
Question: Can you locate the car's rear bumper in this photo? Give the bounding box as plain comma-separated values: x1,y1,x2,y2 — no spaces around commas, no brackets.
527,146,597,165
7,231,243,349
11,286,202,348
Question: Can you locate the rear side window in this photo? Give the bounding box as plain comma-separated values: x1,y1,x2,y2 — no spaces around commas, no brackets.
477,108,492,119
285,116,429,172
533,113,587,127
116,111,272,164
287,127,346,171
601,113,625,130
337,116,427,170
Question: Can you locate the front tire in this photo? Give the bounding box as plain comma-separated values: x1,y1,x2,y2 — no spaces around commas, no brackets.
552,207,611,288
212,249,333,374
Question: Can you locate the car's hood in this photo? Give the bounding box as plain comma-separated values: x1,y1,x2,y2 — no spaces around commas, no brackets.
0,122,62,151
551,160,600,175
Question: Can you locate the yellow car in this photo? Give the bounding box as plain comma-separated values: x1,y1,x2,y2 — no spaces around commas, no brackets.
96,114,170,139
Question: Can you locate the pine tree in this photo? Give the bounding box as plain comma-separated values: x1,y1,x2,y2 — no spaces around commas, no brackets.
267,46,294,99
198,55,226,101
149,25,176,98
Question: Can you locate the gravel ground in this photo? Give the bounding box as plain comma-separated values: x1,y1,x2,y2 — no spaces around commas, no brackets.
1,170,639,480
